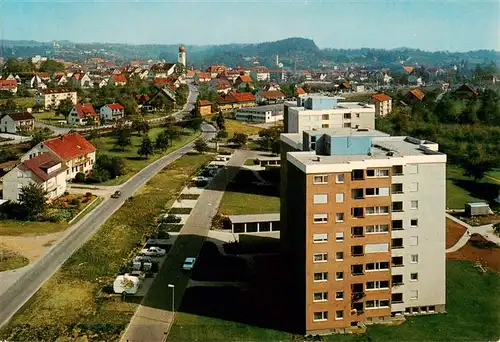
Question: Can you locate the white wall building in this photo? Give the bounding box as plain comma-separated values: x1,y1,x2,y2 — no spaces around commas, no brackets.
0,112,35,134
235,104,284,123
34,88,77,109
100,103,125,121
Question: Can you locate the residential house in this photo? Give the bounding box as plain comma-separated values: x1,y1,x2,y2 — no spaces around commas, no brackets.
403,88,425,104
100,103,125,121
207,65,227,78
337,81,351,93
234,75,253,91
196,100,212,116
67,104,99,126
108,74,127,86
299,70,312,80
217,92,256,113
96,78,108,88
403,65,415,74
0,79,18,94
22,133,96,180
296,87,306,96
263,82,281,92
69,73,93,89
0,112,35,134
208,78,232,94
453,84,479,100
2,152,67,201
250,66,270,82
145,88,176,111
481,75,498,85
186,69,195,79
194,72,212,84
5,74,16,81
153,76,181,88
270,69,286,82
371,93,393,117
256,90,285,104
26,74,47,89
34,87,78,109
383,73,392,85
149,63,176,79
53,74,68,86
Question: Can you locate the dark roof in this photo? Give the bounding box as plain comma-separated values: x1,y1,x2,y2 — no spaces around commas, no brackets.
20,152,65,182
6,112,35,121
39,87,76,94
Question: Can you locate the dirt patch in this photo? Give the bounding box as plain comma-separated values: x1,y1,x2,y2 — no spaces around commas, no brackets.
447,234,500,272
0,231,64,262
446,218,467,249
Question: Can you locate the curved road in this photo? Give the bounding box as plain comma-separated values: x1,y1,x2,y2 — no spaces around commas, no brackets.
0,85,216,329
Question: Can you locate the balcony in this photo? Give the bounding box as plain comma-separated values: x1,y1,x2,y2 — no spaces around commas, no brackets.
351,226,364,238
351,246,364,257
391,256,404,267
392,275,404,286
392,220,404,231
351,291,366,302
352,169,364,181
391,183,403,194
391,238,404,249
392,202,403,212
351,302,364,315
351,265,364,276
391,293,404,304
352,188,364,200
392,165,403,176
352,207,364,219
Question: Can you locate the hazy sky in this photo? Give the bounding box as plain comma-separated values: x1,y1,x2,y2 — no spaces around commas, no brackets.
1,0,499,51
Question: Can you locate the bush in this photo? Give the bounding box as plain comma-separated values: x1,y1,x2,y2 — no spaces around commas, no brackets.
85,192,92,197
85,168,110,183
70,198,80,205
157,230,170,239
163,214,181,223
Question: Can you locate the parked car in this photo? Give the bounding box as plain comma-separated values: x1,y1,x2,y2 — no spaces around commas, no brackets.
192,176,210,183
111,190,121,198
182,257,196,271
132,256,153,271
140,246,166,257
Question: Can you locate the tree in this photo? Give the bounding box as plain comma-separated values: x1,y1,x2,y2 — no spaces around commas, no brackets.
96,154,125,179
30,128,53,148
18,183,48,220
1,98,17,111
216,130,228,139
155,131,170,151
114,128,131,151
258,126,282,151
215,112,225,130
194,138,209,154
493,222,500,237
56,99,74,119
39,59,65,73
137,136,154,159
229,133,248,147
165,124,182,141
477,89,499,125
462,144,495,180
132,120,149,135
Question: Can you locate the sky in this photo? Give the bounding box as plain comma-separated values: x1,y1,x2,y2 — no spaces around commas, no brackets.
1,0,499,52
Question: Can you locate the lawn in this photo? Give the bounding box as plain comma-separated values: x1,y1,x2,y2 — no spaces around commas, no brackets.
218,169,280,215
0,247,29,272
446,165,499,209
90,127,201,185
0,220,68,236
168,260,500,342
0,153,213,341
33,111,64,121
223,119,261,139
0,97,34,109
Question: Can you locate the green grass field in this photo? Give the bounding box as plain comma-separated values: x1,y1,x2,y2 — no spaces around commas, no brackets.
0,248,29,272
90,127,201,185
168,260,500,342
0,97,34,109
33,111,64,121
446,165,499,209
223,119,261,139
0,153,213,341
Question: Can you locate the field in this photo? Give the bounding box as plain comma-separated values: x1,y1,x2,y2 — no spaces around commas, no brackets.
90,127,201,185
0,153,213,341
218,169,280,215
446,165,499,209
222,119,261,138
0,247,29,272
168,260,500,342
0,97,34,109
32,111,64,121
448,234,500,272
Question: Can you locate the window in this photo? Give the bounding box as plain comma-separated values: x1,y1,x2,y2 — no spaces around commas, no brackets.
365,187,389,196
356,113,360,118
410,290,419,300
343,113,351,119
410,182,419,192
408,164,419,174
410,200,419,210
410,273,419,281
352,188,364,199
365,243,389,253
352,169,364,180
335,193,344,203
392,183,403,194
392,201,403,212
392,220,403,230
366,169,389,177
343,122,351,128
313,292,328,302
336,272,344,280
313,233,328,243
351,226,364,237
392,238,404,249
366,280,390,290
410,254,419,263
322,114,330,120
335,251,344,261
392,293,404,303
410,219,418,227
314,213,328,223
313,175,328,184
365,224,389,234
366,262,389,271
366,300,390,309
314,272,328,282
393,165,403,175
313,194,328,204
335,310,344,320
336,174,344,183
322,124,329,128
336,291,344,300
392,256,404,267
313,253,328,263
313,311,328,322
351,245,364,256
365,206,389,215
409,236,418,246
336,213,344,222
351,264,364,275
335,232,344,241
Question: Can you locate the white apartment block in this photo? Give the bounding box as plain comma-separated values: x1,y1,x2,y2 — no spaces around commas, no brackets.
34,87,77,109
284,95,376,134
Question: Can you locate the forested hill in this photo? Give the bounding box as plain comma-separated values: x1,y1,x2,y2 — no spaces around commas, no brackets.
1,37,498,68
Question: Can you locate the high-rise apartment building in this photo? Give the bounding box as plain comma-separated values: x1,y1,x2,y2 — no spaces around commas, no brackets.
280,127,446,335
284,95,376,134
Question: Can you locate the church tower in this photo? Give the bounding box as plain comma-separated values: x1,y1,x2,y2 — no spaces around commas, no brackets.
178,45,186,67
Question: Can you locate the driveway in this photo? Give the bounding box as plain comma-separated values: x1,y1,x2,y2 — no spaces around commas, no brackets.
120,149,253,342
0,83,215,328
0,133,32,146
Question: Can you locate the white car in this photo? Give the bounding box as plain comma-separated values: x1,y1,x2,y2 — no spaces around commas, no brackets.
182,257,196,271
192,176,210,183
140,246,166,257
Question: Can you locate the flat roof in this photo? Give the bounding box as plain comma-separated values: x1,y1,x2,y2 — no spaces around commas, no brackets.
466,202,489,207
303,127,389,137
236,104,283,113
228,213,280,224
257,156,280,161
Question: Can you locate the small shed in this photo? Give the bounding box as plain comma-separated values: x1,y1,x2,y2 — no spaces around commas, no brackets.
465,202,490,217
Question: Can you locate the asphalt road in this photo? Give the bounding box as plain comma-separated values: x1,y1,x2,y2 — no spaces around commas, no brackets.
0,88,214,329
120,150,251,342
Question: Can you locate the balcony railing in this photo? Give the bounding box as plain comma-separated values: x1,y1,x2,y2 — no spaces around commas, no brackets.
351,292,366,302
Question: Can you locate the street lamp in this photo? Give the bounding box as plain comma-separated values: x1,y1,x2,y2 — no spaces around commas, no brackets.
168,284,175,314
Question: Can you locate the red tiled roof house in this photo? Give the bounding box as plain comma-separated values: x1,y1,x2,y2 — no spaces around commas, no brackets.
256,90,285,104
371,93,392,117
0,79,18,94
100,103,125,121
21,133,97,180
68,104,99,126
3,152,68,201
